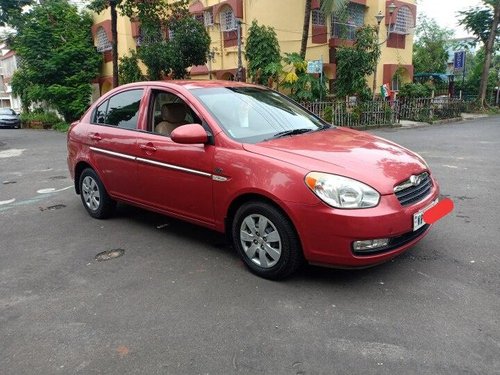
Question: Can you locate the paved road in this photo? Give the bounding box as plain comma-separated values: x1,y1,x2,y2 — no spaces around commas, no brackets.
1,118,499,375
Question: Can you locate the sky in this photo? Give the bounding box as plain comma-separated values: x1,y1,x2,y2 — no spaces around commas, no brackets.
417,0,485,38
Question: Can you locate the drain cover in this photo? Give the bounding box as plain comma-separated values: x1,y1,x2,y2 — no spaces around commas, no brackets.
95,249,125,261
49,176,67,180
2,181,16,185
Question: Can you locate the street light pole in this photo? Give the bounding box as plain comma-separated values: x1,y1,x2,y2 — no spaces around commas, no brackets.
236,19,243,82
372,11,384,100
372,3,397,101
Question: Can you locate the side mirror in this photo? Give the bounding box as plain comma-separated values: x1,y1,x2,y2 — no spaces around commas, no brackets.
170,124,209,144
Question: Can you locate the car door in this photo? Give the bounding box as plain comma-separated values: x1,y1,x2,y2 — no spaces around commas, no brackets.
134,89,215,226
87,89,145,201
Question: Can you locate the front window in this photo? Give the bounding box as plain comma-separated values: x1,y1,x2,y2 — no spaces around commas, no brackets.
190,87,328,143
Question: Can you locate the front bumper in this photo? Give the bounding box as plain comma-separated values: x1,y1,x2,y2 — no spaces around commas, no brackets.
288,180,440,268
0,120,20,128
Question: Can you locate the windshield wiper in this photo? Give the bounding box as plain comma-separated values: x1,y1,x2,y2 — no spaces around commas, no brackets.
272,128,313,139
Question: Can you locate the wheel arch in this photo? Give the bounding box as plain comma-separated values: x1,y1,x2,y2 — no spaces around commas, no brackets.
224,193,301,246
74,161,94,194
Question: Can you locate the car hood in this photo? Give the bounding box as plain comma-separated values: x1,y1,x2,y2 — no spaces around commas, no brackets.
243,127,428,195
0,114,18,120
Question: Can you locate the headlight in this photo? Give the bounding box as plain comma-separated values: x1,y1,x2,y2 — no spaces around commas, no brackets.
305,172,380,209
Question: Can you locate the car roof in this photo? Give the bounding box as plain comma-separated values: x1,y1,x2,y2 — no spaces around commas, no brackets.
119,80,265,91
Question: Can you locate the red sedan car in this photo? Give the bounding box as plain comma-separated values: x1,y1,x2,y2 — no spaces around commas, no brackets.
67,81,439,279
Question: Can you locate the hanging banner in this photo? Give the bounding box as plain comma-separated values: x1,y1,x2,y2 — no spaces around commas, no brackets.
454,51,466,72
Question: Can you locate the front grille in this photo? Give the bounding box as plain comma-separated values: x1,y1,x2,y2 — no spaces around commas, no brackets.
352,224,430,256
394,172,432,206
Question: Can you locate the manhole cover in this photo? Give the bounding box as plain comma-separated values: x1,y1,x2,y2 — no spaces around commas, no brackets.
95,249,125,262
40,204,66,211
49,176,67,180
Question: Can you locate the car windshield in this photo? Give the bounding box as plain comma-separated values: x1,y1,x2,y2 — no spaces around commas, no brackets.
0,108,16,115
190,87,329,143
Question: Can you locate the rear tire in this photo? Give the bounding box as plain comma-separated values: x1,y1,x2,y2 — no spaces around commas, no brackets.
79,168,116,219
231,201,303,280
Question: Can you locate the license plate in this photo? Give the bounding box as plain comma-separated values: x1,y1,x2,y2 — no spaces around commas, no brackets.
413,199,438,231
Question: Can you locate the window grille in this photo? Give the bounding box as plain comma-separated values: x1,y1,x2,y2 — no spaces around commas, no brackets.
312,9,326,26
204,10,214,26
331,3,365,39
347,3,365,26
220,7,237,31
391,6,414,35
95,27,112,52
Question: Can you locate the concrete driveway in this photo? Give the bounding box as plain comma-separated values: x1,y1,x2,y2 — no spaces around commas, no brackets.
1,118,499,374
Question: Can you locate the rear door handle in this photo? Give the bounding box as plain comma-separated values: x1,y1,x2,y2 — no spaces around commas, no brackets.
140,144,157,152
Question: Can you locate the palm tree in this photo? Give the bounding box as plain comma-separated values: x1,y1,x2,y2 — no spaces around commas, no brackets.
300,0,348,59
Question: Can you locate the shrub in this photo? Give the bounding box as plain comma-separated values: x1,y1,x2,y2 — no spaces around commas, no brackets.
398,83,432,99
20,111,62,129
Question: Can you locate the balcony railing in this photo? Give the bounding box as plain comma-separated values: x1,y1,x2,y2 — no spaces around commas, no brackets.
331,22,359,40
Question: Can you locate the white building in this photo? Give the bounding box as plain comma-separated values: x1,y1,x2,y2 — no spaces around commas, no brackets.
0,49,22,112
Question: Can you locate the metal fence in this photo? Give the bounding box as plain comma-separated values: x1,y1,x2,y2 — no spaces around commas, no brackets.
303,97,470,128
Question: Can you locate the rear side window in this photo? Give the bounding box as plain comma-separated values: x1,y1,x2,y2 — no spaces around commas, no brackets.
93,89,143,129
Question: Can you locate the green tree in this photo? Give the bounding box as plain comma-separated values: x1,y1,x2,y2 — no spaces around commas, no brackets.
166,11,211,79
281,52,327,101
300,0,348,59
88,0,121,88
335,26,380,100
119,50,145,84
12,0,101,122
413,16,453,73
245,20,281,86
459,0,500,106
0,0,32,27
117,0,210,80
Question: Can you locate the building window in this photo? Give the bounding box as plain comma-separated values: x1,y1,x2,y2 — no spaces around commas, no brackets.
391,6,414,35
220,7,237,31
312,9,326,26
391,75,400,91
331,3,365,39
194,13,204,23
204,10,214,26
95,27,112,52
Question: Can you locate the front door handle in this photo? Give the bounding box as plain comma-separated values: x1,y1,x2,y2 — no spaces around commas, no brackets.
140,144,157,152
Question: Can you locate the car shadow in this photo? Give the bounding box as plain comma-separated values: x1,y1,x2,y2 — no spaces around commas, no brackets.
111,203,417,285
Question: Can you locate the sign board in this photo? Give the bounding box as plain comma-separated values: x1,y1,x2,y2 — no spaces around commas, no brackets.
307,60,323,74
454,51,466,71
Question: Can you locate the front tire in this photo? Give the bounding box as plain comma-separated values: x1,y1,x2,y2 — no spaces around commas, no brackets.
231,201,303,280
79,168,116,219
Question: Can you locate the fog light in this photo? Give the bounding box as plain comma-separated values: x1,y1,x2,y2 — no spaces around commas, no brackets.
353,238,389,252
